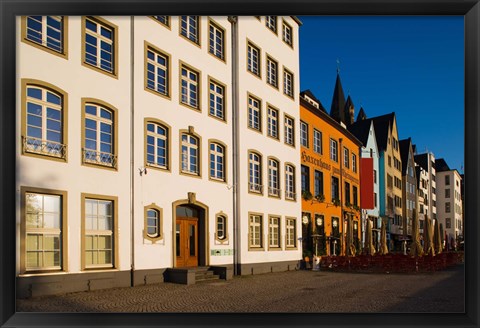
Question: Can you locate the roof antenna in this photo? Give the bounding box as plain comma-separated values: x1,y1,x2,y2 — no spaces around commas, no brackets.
336,58,340,74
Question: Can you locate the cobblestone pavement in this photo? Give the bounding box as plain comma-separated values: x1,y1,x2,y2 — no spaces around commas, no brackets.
16,265,464,313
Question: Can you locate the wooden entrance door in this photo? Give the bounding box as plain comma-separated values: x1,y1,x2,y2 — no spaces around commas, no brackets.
175,217,198,267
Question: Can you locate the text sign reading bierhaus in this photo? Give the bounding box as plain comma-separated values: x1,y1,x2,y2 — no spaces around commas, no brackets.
301,151,359,185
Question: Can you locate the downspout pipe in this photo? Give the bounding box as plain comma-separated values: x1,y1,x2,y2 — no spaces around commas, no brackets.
339,138,344,256
228,16,241,276
130,16,135,287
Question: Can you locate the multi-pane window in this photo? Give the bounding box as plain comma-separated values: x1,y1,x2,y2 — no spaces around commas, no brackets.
209,80,225,120
181,65,199,109
84,198,114,268
282,21,293,47
285,164,296,200
247,42,260,76
24,85,65,159
265,16,277,33
181,133,200,175
146,209,160,238
445,202,451,213
146,47,169,96
152,16,169,27
84,17,114,74
249,152,262,193
283,68,294,97
267,106,279,139
209,21,224,60
300,121,309,147
209,142,225,181
216,215,226,240
314,170,323,197
146,122,168,169
445,189,450,198
353,186,358,206
25,16,64,53
25,192,62,271
330,138,338,162
249,214,263,248
301,165,310,193
446,218,451,229
269,216,281,248
248,96,261,131
180,16,199,44
343,147,350,168
345,182,351,205
268,158,280,197
83,103,116,168
284,116,294,146
352,153,357,173
331,176,339,201
286,218,296,248
313,129,322,154
266,56,278,87
445,175,450,185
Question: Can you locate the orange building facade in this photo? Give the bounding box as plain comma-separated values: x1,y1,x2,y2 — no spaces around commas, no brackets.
299,93,362,258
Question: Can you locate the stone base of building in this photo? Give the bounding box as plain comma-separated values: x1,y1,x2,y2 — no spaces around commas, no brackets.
238,260,299,275
16,270,131,299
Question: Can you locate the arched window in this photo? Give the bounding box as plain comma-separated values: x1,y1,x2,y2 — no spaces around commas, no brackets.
146,122,168,169
144,204,163,242
268,158,280,197
181,133,200,175
209,142,225,181
249,151,262,193
216,215,227,241
285,164,295,200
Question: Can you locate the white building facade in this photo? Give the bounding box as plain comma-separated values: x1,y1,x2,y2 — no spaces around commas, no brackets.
16,15,301,298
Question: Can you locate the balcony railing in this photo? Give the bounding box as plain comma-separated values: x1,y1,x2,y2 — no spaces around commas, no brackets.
249,183,263,194
268,186,281,197
285,190,296,201
23,136,67,159
82,149,117,168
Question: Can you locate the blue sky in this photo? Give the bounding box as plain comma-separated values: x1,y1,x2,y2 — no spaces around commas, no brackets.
298,16,464,172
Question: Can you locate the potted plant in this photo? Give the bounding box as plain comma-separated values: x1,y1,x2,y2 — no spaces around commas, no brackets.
314,194,325,203
332,198,340,207
302,190,313,201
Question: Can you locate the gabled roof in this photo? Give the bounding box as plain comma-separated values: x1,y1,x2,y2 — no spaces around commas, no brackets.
300,89,327,112
435,158,450,172
399,138,413,175
330,73,346,124
348,118,372,147
369,112,396,152
414,153,429,172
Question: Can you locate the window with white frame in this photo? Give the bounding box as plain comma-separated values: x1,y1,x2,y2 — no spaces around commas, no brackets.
343,147,350,168
180,64,199,109
283,68,294,97
330,138,338,162
285,164,295,200
249,214,263,248
268,158,280,197
282,21,293,46
146,208,160,238
180,16,199,44
284,115,294,146
84,198,114,268
313,129,322,154
300,121,308,147
265,16,277,33
84,17,114,74
216,215,227,241
83,103,116,168
25,16,64,53
209,21,224,60
266,56,278,87
352,153,357,173
146,47,169,96
249,152,262,193
209,142,225,181
247,42,260,76
248,95,261,131
286,217,296,248
267,106,279,139
209,80,225,120
24,192,63,271
269,216,281,248
24,85,66,159
181,133,199,175
152,16,169,27
146,122,168,169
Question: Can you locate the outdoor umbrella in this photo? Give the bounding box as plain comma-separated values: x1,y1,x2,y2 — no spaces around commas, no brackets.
434,219,443,254
424,215,435,256
379,218,389,255
366,218,376,255
409,209,423,257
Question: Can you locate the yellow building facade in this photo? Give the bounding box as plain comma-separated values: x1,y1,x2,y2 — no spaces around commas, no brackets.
299,92,362,257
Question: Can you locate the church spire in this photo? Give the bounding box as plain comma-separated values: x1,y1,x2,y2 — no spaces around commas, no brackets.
330,71,346,124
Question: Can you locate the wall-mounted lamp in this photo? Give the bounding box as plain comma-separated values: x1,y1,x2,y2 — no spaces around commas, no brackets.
139,167,147,176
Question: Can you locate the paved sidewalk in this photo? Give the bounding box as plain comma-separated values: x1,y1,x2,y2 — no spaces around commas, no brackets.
16,264,464,313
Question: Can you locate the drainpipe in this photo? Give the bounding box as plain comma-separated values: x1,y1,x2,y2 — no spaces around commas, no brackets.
228,16,241,276
339,138,344,256
130,16,135,287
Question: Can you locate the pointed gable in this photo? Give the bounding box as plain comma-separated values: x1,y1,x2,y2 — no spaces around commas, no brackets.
348,118,372,147
370,112,396,152
356,107,367,121
344,95,355,125
330,73,346,124
399,138,413,175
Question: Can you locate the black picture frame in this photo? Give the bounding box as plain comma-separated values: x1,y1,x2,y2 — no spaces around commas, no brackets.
1,1,478,327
